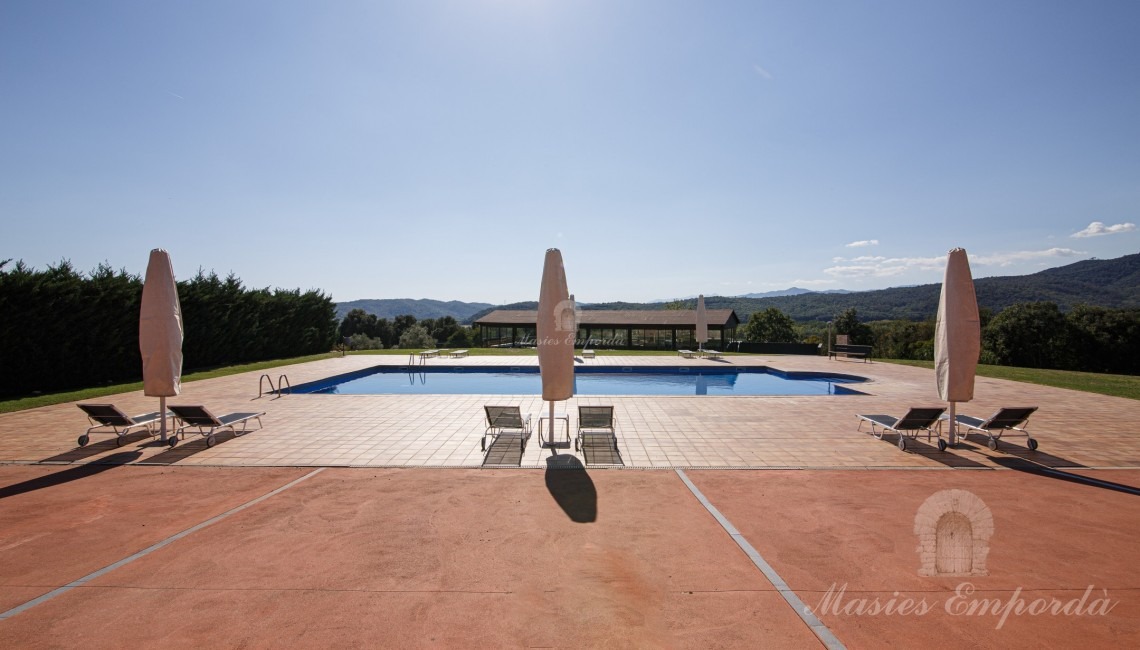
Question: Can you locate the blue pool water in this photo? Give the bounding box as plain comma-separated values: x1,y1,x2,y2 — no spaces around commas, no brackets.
290,366,866,396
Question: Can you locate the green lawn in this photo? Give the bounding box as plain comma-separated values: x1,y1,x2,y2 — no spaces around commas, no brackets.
0,352,340,415
881,359,1140,400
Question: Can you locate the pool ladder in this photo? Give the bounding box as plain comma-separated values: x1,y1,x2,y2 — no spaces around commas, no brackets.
257,374,291,399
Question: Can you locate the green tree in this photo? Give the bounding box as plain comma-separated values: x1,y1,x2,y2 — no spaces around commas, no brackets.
373,317,394,348
339,309,377,338
392,314,417,340
430,316,460,343
744,307,798,342
1064,305,1140,374
833,308,873,345
445,327,472,347
982,302,1073,369
398,323,435,349
869,319,935,360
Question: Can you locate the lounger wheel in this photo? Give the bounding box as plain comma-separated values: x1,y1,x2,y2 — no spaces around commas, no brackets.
1027,438,1038,451
115,435,126,447
77,434,90,447
987,438,998,451
167,437,178,448
937,439,947,452
206,435,217,448
898,436,907,451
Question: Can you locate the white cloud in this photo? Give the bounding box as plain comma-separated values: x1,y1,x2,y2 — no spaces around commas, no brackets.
823,247,1090,280
1071,221,1136,238
972,247,1084,267
752,64,772,80
845,239,879,248
824,255,944,279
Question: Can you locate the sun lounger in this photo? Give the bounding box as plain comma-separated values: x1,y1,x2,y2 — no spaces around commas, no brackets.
703,350,723,360
677,349,695,358
857,407,947,452
582,349,595,359
168,405,264,448
575,405,617,453
419,349,440,360
482,406,532,453
76,403,168,447
951,406,1039,451
449,349,469,358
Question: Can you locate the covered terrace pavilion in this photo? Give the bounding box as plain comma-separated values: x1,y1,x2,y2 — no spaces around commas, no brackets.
474,308,740,350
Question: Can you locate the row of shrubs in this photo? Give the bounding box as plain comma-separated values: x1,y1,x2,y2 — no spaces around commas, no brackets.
836,303,1140,375
0,260,338,397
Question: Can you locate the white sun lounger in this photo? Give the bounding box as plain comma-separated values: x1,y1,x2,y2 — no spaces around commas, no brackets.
857,407,947,452
951,406,1039,451
575,405,617,453
168,405,264,448
77,403,169,447
482,405,532,453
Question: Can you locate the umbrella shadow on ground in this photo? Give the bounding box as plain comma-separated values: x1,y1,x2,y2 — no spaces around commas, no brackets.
481,436,524,467
990,456,1140,497
544,454,597,523
0,451,142,500
870,434,990,468
140,431,239,465
959,436,1083,469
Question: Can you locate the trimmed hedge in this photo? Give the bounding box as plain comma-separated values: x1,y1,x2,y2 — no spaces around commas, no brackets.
0,260,338,397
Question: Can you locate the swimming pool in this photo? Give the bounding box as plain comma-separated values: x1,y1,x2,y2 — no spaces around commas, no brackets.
289,366,867,396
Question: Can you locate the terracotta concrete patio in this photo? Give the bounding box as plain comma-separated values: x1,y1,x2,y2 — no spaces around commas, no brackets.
1,354,1138,647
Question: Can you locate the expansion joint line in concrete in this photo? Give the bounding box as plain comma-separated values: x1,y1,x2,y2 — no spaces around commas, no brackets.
674,469,846,650
0,468,326,621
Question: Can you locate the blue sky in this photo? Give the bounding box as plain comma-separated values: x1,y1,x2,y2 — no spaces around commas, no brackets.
2,1,1137,304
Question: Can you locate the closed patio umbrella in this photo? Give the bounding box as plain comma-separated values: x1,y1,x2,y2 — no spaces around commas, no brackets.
139,249,183,443
537,248,575,445
935,248,980,447
695,294,708,351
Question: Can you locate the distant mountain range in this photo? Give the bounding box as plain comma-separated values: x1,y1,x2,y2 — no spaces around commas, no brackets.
335,298,493,321
737,287,853,299
341,252,1140,324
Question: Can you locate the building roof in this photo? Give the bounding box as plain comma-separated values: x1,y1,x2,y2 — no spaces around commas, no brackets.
474,309,739,327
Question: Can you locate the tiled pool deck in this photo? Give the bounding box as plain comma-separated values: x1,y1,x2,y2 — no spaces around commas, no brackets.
1,354,1137,470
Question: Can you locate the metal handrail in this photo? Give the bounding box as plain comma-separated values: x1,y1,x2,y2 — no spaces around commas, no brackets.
257,374,275,399
276,374,291,397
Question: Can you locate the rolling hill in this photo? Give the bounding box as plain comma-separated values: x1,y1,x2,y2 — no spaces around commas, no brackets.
346,253,1139,324
335,298,494,321
463,252,1140,323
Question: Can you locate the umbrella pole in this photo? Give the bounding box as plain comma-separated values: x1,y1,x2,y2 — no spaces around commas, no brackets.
948,402,956,446
549,401,556,446
160,396,168,443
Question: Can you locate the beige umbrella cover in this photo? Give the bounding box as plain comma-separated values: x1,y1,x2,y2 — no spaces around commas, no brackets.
537,248,574,403
935,248,980,443
140,249,183,441
695,294,708,350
